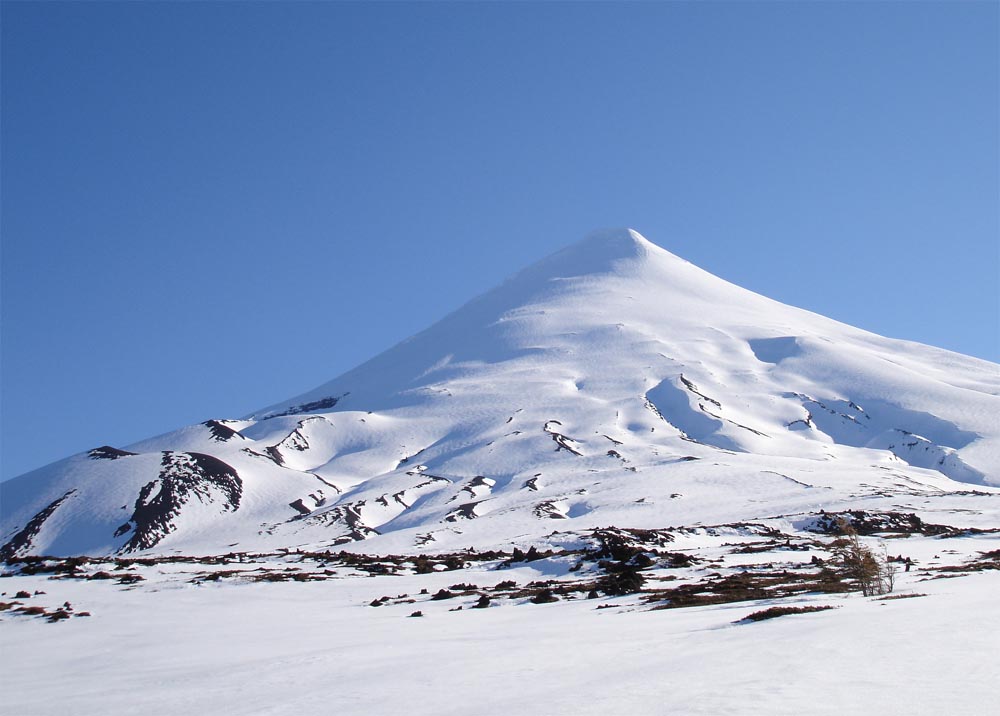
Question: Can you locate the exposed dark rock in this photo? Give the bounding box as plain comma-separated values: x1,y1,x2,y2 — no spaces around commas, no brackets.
302,503,380,544
544,421,583,456
88,446,137,460
807,510,952,536
1,489,77,560
202,420,246,442
289,499,312,516
119,452,242,552
268,396,340,419
533,501,567,520
679,374,722,409
587,527,675,562
444,502,480,522
265,446,285,466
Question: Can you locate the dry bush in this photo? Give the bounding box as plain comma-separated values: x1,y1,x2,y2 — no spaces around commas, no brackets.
742,605,835,622
832,518,896,596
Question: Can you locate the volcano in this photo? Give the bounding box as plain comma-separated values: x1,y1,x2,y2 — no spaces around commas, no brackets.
3,229,998,557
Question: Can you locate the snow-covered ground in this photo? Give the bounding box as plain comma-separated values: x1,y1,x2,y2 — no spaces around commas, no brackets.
3,229,999,714
3,524,998,715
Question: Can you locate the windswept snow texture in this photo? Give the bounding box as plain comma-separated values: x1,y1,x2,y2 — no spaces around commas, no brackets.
645,377,741,451
748,336,802,364
3,229,999,556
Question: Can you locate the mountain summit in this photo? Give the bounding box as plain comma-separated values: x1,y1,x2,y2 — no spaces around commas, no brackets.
3,230,998,557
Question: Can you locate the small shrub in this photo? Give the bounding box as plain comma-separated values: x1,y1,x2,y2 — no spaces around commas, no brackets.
742,605,835,622
530,588,558,604
632,553,654,568
831,518,895,596
412,557,435,574
442,556,465,570
600,567,645,596
449,583,478,591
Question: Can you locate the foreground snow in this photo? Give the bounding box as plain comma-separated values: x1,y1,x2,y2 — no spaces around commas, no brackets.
4,510,999,715
3,550,998,716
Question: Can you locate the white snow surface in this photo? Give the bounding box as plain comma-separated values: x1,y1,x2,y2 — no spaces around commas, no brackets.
3,535,999,716
3,229,1000,716
2,229,999,557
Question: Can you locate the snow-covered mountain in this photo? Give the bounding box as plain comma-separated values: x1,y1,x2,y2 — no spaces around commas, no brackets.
3,229,998,557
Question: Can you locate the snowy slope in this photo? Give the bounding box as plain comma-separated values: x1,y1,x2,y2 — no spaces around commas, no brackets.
3,229,998,557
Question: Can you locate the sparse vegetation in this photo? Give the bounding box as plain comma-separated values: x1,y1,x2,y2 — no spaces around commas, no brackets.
742,605,835,622
876,593,926,601
599,565,645,596
530,588,558,604
830,518,896,596
5,511,990,628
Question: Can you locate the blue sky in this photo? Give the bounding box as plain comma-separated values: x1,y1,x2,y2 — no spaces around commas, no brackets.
2,1,997,481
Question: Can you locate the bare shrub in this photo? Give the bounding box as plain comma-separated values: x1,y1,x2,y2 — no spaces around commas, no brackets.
831,518,895,596
742,605,835,622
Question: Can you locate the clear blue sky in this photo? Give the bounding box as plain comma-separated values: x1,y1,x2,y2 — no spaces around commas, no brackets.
2,1,997,481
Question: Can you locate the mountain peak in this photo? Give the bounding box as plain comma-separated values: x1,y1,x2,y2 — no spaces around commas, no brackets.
578,227,654,256
545,227,659,270
505,227,686,293
2,228,998,558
